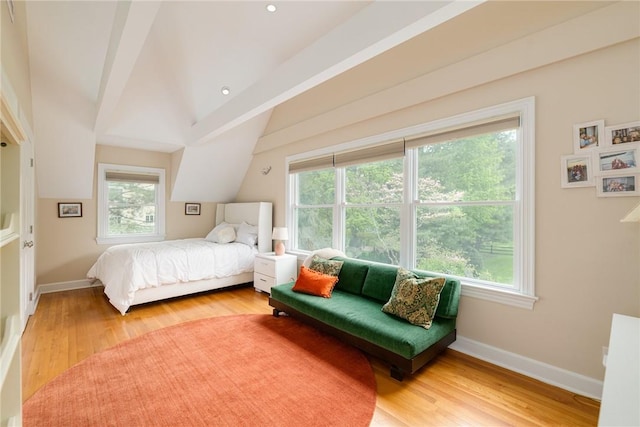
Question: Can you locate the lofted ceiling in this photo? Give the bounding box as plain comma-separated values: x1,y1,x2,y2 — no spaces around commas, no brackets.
21,1,614,202
25,0,483,201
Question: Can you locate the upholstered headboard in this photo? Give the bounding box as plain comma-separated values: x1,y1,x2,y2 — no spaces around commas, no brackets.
215,202,273,253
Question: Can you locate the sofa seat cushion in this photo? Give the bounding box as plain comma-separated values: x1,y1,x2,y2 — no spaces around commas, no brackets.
270,285,455,359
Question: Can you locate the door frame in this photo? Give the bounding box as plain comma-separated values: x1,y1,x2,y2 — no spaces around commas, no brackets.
20,135,35,329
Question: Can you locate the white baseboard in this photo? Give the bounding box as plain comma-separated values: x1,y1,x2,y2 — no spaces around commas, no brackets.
36,279,101,297
450,335,603,400
33,279,101,318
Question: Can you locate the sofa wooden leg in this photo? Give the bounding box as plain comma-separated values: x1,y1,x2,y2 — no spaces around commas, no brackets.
273,308,281,317
390,366,404,381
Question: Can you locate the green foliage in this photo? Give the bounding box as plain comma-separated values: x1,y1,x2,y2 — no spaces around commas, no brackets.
298,169,334,205
416,131,516,283
296,207,332,251
107,182,156,235
346,159,403,204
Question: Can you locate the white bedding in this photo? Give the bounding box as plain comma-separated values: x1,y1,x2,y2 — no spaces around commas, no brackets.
87,238,257,314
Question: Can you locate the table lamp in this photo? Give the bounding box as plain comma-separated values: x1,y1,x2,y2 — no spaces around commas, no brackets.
272,227,288,256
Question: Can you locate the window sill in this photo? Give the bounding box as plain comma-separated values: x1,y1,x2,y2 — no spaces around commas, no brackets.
289,249,537,309
461,283,538,309
96,235,165,245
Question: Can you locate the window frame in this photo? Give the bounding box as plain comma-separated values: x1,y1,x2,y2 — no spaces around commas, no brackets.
286,97,536,309
96,163,166,245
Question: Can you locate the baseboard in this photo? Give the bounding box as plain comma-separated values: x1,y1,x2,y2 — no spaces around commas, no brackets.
36,279,101,297
450,335,603,400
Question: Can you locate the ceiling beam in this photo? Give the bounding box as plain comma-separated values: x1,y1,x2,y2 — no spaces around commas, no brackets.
188,0,484,146
94,1,161,135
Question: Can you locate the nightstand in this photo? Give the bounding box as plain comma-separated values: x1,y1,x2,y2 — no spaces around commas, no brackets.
254,253,298,294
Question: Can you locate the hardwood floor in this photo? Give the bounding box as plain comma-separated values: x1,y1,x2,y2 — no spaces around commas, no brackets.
22,285,600,426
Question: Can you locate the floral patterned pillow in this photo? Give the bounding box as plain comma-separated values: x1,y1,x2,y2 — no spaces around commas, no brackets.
309,255,344,277
381,268,446,329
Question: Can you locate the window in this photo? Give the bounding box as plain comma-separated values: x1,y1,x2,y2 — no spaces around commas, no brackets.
344,157,403,265
287,98,536,308
292,167,335,251
97,163,165,244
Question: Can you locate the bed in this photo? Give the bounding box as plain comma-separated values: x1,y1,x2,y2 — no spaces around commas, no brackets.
87,202,272,315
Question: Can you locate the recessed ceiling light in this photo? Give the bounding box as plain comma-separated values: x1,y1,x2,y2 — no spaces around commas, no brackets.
221,86,231,96
266,4,276,13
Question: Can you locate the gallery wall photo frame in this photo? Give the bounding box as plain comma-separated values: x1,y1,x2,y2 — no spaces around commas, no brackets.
560,154,594,188
603,121,640,147
593,145,639,175
573,119,605,153
185,203,201,215
596,174,640,197
58,202,82,218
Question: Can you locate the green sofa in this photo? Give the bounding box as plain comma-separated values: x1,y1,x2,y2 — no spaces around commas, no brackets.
269,256,461,381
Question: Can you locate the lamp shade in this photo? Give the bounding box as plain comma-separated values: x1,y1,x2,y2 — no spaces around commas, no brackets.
272,227,289,241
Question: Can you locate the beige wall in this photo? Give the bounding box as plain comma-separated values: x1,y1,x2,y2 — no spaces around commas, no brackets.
237,31,640,382
36,145,218,285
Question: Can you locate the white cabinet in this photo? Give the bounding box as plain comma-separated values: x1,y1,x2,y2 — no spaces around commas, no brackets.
254,253,298,294
598,314,640,427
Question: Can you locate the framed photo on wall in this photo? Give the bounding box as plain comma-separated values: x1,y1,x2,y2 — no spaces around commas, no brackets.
604,121,640,147
560,154,594,188
594,146,638,175
596,174,639,197
185,203,201,215
58,202,82,218
573,120,605,153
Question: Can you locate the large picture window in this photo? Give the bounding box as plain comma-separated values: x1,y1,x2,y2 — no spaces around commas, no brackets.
288,98,536,308
97,163,166,244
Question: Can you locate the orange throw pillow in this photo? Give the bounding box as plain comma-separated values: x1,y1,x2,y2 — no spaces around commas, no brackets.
292,266,339,298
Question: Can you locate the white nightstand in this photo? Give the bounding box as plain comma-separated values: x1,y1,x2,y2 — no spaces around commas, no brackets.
254,253,298,294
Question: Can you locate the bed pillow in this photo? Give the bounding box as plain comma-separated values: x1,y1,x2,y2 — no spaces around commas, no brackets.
216,226,236,244
308,255,343,277
205,222,236,243
292,266,339,298
381,268,446,329
236,222,258,246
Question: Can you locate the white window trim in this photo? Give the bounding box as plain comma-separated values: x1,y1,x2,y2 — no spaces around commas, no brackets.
286,97,536,309
97,163,166,245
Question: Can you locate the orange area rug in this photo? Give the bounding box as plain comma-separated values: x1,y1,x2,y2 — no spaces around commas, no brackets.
23,314,376,426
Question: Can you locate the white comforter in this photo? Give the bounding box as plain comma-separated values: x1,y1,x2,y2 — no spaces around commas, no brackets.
87,238,257,314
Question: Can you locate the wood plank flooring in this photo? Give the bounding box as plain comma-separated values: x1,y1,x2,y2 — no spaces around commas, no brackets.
22,285,600,426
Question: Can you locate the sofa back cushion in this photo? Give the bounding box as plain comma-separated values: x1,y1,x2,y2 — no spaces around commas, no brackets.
331,257,461,320
361,262,399,302
333,257,370,295
413,269,461,319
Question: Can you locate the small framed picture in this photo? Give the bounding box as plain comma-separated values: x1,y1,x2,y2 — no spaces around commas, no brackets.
604,121,640,147
58,202,82,218
185,203,201,215
594,146,638,175
596,174,639,197
560,154,594,188
573,120,604,153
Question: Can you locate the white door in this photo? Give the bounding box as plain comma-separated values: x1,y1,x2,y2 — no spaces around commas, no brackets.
20,136,35,330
